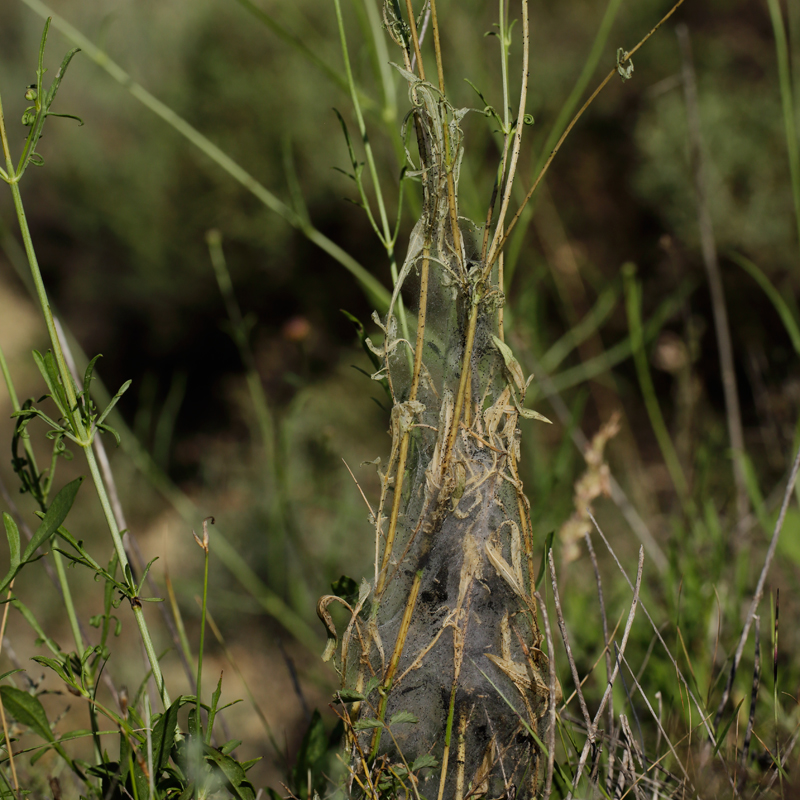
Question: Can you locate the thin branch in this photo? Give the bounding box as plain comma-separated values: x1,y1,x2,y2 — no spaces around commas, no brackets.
584,531,615,736
589,513,738,789
549,552,591,731
534,590,557,800
567,545,644,798
483,0,530,277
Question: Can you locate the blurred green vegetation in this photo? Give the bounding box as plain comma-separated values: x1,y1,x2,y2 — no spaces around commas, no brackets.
1,0,800,794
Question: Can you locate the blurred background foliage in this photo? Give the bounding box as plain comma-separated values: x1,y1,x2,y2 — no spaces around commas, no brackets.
1,0,800,792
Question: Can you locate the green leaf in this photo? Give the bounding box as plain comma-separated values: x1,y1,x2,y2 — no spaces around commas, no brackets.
713,697,745,757
0,686,54,742
220,739,243,755
96,422,122,446
206,673,224,744
352,718,384,731
411,754,439,771
331,575,358,601
203,747,256,800
335,688,365,703
31,655,73,687
95,379,132,429
21,477,83,564
291,709,327,792
3,513,21,574
363,676,380,697
82,354,102,403
731,251,800,355
388,710,418,726
535,531,555,591
32,349,69,417
151,697,182,773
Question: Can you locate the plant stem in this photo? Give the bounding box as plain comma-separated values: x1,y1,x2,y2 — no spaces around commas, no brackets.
333,0,408,340
0,86,170,709
623,264,694,518
196,544,209,737
766,0,800,252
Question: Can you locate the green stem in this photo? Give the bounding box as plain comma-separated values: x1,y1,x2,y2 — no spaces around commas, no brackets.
196,546,209,736
332,0,409,338
1,85,170,708
623,264,694,518
52,551,84,653
766,0,800,251
0,344,85,656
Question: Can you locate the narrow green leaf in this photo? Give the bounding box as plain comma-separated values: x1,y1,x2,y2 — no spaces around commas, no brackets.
0,686,55,742
336,689,365,703
3,513,21,573
151,696,182,773
291,709,327,789
713,697,745,757
83,354,102,401
219,739,243,755
203,747,256,800
206,673,223,745
535,531,555,591
352,718,385,731
96,422,122,446
32,349,68,417
731,252,800,355
95,379,132,429
21,477,83,563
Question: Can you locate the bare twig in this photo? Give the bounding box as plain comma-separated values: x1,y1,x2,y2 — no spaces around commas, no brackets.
589,512,737,790
534,590,557,800
567,545,644,798
616,648,695,793
584,531,615,736
676,23,749,527
549,551,591,731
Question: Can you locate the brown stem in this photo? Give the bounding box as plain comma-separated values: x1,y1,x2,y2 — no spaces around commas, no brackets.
404,0,426,80
443,300,479,471
429,0,463,276
369,570,423,757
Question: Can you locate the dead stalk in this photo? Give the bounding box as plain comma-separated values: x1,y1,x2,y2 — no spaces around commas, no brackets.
567,545,644,799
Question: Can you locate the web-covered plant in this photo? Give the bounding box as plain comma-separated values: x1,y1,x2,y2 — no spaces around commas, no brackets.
318,3,556,798
314,0,699,798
